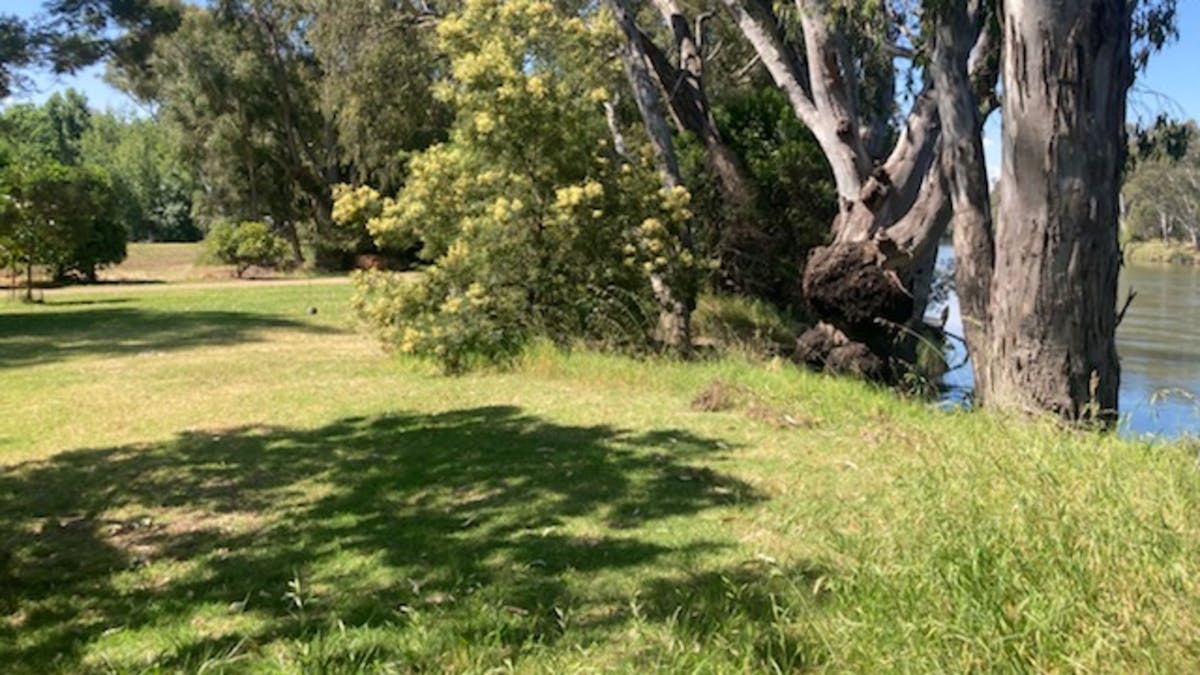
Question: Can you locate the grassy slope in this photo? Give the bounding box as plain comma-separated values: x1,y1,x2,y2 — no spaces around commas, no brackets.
2,282,1199,672
1124,240,1200,266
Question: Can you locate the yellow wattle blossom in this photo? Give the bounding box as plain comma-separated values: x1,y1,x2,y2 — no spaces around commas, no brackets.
491,197,511,221
563,17,586,35
661,185,692,208
442,296,465,314
436,14,466,41
477,170,505,186
474,111,496,134
331,184,382,229
639,217,666,235
526,74,549,98
466,282,487,305
399,327,421,353
554,185,586,210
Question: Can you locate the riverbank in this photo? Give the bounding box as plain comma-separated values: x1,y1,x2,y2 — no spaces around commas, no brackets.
3,282,1199,671
1124,240,1200,265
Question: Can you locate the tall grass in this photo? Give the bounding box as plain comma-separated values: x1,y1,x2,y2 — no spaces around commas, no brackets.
2,283,1199,671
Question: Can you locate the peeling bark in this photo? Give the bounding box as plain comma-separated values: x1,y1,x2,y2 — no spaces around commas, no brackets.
983,0,1131,419
719,0,955,378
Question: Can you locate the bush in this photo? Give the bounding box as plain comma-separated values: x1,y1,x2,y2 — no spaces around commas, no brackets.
338,0,699,372
678,87,837,308
0,161,127,285
206,220,292,277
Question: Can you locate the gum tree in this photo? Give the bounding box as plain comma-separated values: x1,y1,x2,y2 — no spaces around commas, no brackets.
716,0,998,379
718,0,1172,418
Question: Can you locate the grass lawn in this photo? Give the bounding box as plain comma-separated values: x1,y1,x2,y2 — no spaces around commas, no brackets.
2,281,1199,672
96,243,230,283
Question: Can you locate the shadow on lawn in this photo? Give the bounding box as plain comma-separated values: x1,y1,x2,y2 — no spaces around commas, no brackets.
0,406,829,671
0,306,339,369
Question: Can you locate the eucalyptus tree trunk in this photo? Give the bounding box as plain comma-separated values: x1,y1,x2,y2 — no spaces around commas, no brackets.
609,0,694,355
642,0,754,210
930,1,996,397
975,0,1131,419
634,0,784,298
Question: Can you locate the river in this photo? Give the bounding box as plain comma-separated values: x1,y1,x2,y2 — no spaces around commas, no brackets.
933,245,1200,438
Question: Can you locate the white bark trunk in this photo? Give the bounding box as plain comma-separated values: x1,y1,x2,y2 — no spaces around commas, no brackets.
608,0,693,354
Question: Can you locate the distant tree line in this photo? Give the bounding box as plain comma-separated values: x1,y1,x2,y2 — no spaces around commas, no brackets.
1124,121,1200,248
0,88,200,294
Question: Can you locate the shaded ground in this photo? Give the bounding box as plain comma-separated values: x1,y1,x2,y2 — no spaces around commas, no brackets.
0,304,340,370
0,408,825,672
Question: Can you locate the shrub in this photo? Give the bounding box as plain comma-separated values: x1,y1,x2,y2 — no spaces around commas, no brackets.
0,161,127,286
206,220,292,277
338,0,700,372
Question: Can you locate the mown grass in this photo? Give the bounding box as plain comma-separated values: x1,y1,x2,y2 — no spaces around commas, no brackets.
2,281,1199,672
98,243,224,283
2,241,344,289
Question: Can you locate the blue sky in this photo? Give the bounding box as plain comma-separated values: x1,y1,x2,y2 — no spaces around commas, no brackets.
4,0,1199,163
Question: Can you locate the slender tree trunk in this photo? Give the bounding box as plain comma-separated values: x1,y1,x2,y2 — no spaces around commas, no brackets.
931,2,996,397
983,0,1131,419
311,192,341,270
641,2,755,209
282,220,304,263
25,256,32,303
609,0,694,355
637,2,777,299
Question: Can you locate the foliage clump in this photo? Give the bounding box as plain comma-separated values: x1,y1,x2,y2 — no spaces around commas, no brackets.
336,0,700,371
0,161,125,286
205,220,292,278
1123,121,1200,249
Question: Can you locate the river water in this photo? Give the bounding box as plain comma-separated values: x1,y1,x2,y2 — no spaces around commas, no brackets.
933,245,1200,438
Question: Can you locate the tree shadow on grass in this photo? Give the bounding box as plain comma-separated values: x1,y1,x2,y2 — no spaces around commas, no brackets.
0,406,783,671
0,306,339,369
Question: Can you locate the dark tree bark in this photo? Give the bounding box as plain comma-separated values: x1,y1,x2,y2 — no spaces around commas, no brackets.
25,256,33,303
976,0,1131,419
632,0,789,300
931,1,996,398
640,0,755,210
